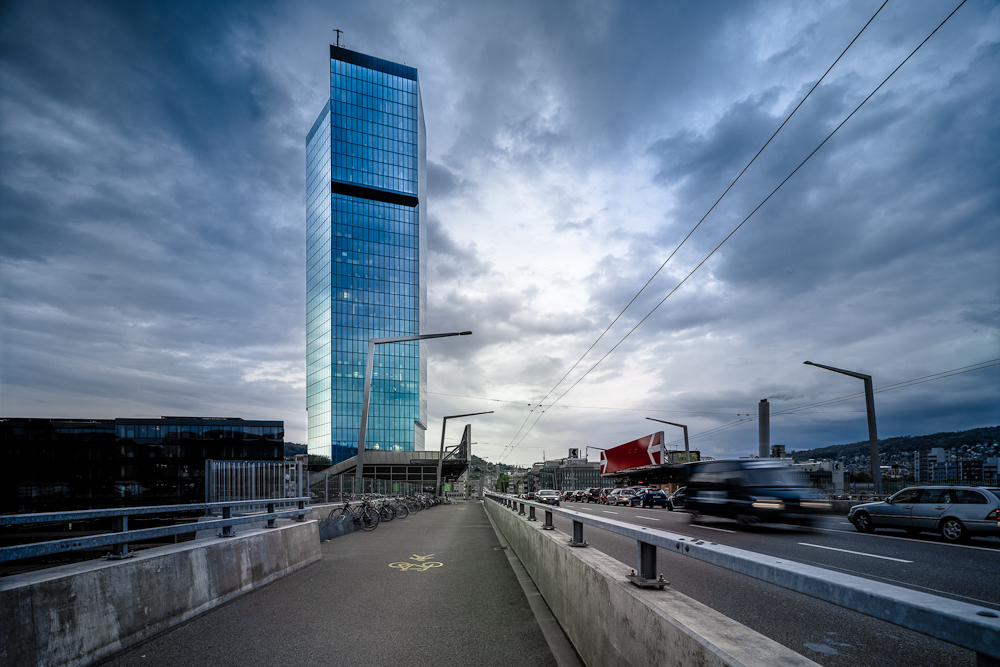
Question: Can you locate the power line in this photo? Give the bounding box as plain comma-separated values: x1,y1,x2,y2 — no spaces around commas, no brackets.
500,0,966,463
428,390,736,414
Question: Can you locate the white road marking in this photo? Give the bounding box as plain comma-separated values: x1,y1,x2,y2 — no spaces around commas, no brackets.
691,524,735,533
799,542,913,563
635,516,660,521
578,507,594,510
810,526,1000,552
603,511,619,515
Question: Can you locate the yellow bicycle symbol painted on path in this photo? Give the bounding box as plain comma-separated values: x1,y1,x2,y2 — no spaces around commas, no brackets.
389,554,443,572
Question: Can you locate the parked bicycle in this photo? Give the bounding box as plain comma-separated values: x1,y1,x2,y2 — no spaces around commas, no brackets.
328,497,380,531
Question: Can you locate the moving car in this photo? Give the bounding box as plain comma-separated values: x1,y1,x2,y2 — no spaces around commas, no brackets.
684,459,831,526
536,489,561,506
631,488,669,508
666,486,687,511
848,486,1000,543
585,488,603,503
607,488,636,506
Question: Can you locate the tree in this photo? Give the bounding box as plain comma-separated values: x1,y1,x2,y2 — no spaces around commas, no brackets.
496,473,510,493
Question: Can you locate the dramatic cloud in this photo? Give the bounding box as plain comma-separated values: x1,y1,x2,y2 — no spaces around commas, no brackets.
1,0,997,465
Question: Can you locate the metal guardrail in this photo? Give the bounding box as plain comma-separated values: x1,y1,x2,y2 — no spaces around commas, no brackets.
485,492,1000,663
0,497,312,563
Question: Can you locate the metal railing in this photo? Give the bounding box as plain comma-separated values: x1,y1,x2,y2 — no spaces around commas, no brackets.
485,492,1000,663
0,497,311,563
206,460,304,514
307,472,430,502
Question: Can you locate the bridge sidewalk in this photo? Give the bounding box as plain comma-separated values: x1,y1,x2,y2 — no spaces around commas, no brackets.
99,501,559,667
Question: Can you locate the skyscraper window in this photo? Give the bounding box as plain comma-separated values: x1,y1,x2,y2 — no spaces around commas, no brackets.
306,46,427,464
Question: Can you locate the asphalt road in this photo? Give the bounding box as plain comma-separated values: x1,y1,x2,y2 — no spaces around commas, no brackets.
97,502,557,667
548,499,999,667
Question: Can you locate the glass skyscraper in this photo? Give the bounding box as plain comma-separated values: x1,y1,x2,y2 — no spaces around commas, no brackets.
306,46,427,464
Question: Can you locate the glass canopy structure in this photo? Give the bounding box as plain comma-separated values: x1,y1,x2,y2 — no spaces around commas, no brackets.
306,46,427,464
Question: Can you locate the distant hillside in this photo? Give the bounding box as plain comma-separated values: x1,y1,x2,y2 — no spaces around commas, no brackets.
790,426,1000,462
284,442,307,457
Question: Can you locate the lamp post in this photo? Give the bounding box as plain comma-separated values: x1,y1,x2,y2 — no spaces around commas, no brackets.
354,331,472,485
436,411,493,498
646,417,690,463
804,361,882,496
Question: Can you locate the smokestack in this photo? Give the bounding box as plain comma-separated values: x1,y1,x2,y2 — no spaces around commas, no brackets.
758,399,770,458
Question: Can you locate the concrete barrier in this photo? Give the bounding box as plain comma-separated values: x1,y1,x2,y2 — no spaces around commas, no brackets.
484,500,818,667
0,520,320,667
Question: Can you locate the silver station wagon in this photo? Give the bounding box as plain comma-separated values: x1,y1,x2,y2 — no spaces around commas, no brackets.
848,486,1000,542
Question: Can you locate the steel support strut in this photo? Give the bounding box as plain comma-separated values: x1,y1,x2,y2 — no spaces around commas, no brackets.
543,510,554,530
107,516,132,559
528,506,537,521
266,503,276,528
569,519,587,547
628,540,667,589
519,502,526,516
219,506,235,537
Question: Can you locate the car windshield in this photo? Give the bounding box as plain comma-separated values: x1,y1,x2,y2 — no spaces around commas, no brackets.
742,468,801,487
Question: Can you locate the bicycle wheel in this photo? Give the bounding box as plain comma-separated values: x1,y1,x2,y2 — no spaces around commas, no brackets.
379,506,394,522
393,503,409,519
359,508,380,531
328,506,350,520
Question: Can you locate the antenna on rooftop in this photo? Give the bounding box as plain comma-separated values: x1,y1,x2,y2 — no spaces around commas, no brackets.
333,29,343,47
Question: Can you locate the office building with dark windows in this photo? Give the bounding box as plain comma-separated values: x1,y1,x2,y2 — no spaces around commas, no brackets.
306,46,427,465
1,417,283,514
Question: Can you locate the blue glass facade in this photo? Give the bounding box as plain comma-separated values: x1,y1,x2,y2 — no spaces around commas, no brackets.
307,47,427,465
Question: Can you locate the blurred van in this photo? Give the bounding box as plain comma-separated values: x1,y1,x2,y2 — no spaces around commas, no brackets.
684,459,830,525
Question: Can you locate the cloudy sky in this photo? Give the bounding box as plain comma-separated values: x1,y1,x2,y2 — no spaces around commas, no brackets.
2,0,997,466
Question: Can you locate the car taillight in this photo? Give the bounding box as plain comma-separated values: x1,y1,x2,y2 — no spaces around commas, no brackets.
987,509,1000,520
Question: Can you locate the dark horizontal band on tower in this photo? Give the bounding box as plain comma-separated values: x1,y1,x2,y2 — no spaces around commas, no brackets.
332,181,419,208
331,45,417,82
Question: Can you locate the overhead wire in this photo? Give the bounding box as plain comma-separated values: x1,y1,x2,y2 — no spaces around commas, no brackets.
505,0,891,436
500,0,967,463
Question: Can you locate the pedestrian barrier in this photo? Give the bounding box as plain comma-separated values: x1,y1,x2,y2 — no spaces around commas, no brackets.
0,497,311,562
485,492,1000,664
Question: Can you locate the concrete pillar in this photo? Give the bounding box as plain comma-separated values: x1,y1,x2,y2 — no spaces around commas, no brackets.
758,399,770,458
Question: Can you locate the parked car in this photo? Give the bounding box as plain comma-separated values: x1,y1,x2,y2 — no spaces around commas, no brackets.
536,489,561,506
666,486,687,511
848,486,1000,543
585,488,603,503
607,488,636,506
631,488,669,508
684,459,831,526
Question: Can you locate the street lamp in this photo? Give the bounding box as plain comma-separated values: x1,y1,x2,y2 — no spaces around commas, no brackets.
804,361,882,496
646,417,691,463
436,411,493,498
354,331,472,484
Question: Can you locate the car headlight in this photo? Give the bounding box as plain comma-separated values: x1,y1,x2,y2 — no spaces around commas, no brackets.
800,500,832,510
752,498,785,510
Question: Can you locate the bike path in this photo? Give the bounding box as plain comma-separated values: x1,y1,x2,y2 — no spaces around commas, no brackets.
98,501,559,667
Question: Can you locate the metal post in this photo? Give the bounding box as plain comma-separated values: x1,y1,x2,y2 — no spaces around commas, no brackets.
220,506,234,537
543,510,554,530
266,502,276,528
355,339,377,484
804,361,882,496
646,419,689,463
108,515,132,559
204,459,213,516
627,541,667,589
325,473,329,503
519,502,525,516
569,519,587,547
296,459,303,504
528,506,537,521
340,473,344,502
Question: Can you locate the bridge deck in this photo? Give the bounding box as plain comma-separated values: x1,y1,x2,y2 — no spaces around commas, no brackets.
100,501,559,667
